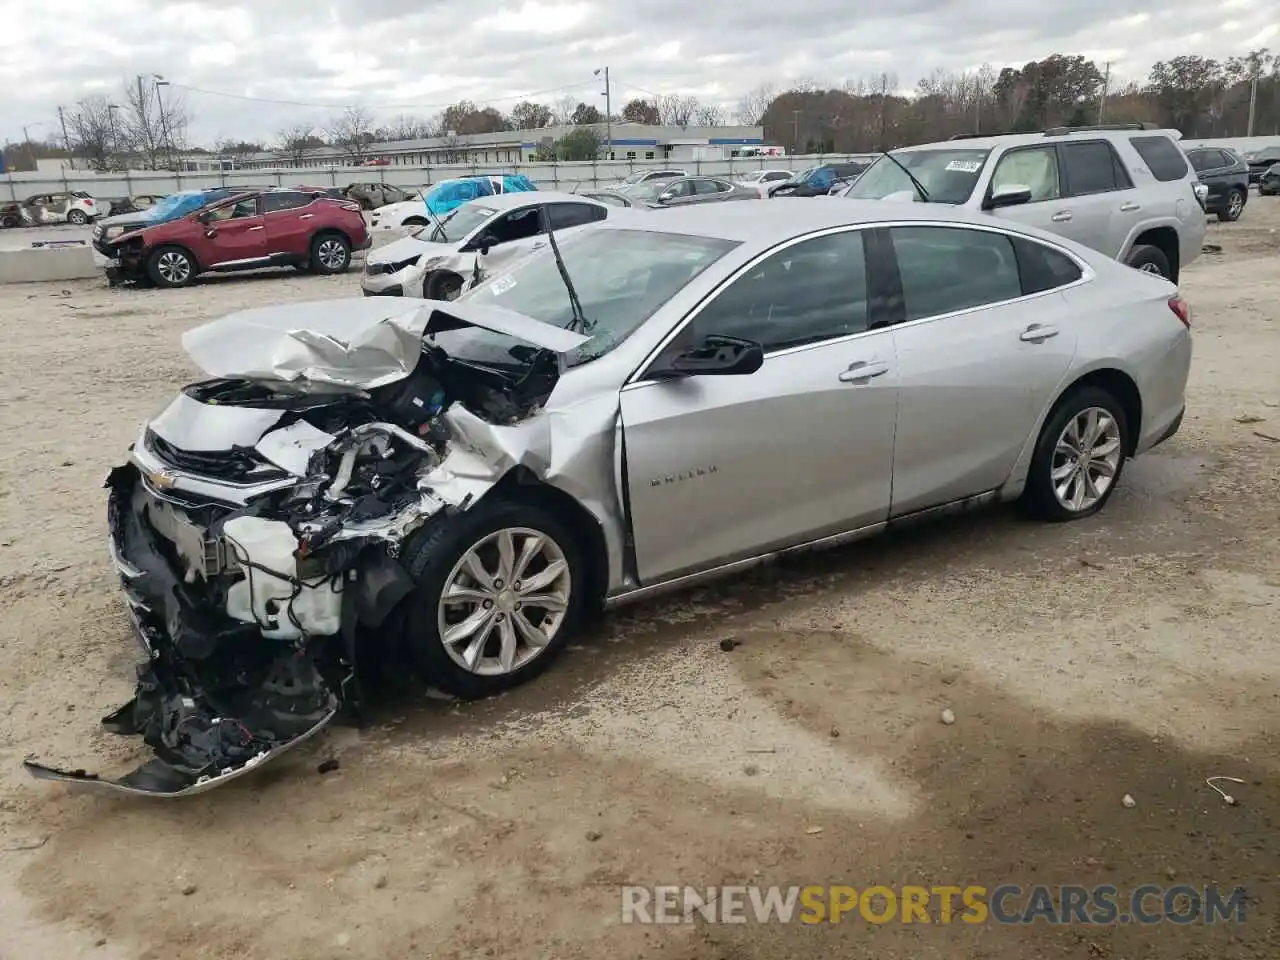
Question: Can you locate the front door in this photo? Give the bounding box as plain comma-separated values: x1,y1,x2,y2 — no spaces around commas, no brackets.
620,227,899,584
883,224,1079,514
196,195,268,266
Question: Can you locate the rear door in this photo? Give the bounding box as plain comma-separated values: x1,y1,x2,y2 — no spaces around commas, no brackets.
262,191,319,258
884,224,1080,513
1057,139,1138,259
691,178,732,203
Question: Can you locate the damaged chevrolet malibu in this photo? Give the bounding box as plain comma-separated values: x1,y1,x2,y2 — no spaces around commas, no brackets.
27,200,1192,796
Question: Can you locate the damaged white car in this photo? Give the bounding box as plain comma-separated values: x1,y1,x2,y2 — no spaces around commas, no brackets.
27,201,1191,797
360,193,613,301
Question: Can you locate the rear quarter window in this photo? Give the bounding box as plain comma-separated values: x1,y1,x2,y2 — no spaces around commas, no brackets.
1013,237,1083,295
1129,135,1190,182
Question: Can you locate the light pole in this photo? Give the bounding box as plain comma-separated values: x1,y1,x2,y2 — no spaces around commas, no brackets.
107,104,121,168
21,122,43,171
154,75,173,169
594,67,611,160
135,72,169,168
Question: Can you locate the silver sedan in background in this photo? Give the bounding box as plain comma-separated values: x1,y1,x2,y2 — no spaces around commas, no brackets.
626,176,760,208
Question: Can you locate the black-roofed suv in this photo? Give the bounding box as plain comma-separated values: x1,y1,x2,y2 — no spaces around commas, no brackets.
842,123,1208,281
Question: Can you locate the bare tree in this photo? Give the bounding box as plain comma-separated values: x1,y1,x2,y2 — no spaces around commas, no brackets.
439,132,465,164
326,105,375,162
377,114,435,142
65,95,119,171
509,100,554,129
121,78,189,170
735,84,775,125
278,123,323,165
691,103,724,126
551,94,578,127
657,94,698,126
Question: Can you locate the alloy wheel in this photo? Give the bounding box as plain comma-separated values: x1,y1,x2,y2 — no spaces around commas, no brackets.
436,527,572,676
1051,407,1123,512
1228,192,1244,218
317,238,347,270
1138,262,1163,276
157,251,191,285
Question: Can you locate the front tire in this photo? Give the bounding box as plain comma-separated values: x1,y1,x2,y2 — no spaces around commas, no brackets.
146,245,197,288
309,233,351,275
1022,386,1129,522
425,270,464,301
1124,244,1171,279
1217,187,1246,222
400,499,587,699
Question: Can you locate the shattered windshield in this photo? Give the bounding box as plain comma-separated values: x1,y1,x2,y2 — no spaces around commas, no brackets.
431,228,738,369
844,149,990,204
414,203,497,243
147,192,212,220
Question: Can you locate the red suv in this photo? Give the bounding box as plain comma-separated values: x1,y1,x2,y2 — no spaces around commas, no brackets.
103,187,371,288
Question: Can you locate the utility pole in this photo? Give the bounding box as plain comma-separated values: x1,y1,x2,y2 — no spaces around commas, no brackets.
57,106,73,169
1098,61,1111,124
595,67,612,160
107,104,121,168
21,123,42,172
792,109,800,155
1247,73,1258,138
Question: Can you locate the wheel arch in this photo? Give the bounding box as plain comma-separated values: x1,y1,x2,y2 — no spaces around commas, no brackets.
310,226,352,249
1123,224,1180,281
483,466,610,614
1045,367,1144,457
148,241,202,275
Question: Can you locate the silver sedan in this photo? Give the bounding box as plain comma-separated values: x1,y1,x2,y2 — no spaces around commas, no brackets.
626,175,760,208
38,200,1190,796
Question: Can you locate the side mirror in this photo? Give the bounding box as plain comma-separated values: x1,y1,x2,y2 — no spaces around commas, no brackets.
658,190,676,202
984,183,1033,210
652,335,764,378
472,232,497,255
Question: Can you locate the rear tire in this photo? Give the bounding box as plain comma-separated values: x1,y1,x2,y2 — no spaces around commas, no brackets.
399,498,587,699
146,245,197,288
67,209,88,225
309,233,351,275
1124,244,1171,279
425,270,464,301
1217,187,1246,222
1021,386,1129,523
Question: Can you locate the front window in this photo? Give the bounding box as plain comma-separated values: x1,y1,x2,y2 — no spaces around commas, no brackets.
432,228,738,369
414,203,497,243
621,171,649,185
844,149,990,204
625,180,673,202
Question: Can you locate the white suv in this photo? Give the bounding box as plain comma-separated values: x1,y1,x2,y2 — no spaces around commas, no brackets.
842,124,1207,281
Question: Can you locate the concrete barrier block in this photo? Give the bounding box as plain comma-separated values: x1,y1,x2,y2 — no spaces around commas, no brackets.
0,246,100,284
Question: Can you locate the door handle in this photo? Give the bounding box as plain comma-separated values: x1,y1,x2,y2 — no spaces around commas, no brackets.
1020,323,1059,343
837,360,889,383
1050,210,1073,223
1119,202,1140,212
248,225,265,231
298,213,314,220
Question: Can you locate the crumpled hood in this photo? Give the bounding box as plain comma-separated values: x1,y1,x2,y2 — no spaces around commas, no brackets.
181,298,590,392
368,233,447,265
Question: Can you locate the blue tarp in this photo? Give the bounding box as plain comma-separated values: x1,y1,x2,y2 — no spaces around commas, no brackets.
423,175,537,217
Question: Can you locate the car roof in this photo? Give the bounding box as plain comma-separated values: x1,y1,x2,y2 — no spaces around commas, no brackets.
589,197,1104,256
466,191,598,211
901,128,1183,153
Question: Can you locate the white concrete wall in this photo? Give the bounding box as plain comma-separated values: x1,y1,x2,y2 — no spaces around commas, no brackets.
0,154,853,200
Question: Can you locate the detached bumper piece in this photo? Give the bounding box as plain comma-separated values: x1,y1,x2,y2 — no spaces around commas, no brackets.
23,464,342,798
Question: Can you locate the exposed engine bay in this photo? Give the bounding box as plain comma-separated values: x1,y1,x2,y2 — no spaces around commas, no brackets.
25,300,586,797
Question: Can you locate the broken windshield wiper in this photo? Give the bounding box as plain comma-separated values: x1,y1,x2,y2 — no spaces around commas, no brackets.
537,204,590,335
881,151,931,202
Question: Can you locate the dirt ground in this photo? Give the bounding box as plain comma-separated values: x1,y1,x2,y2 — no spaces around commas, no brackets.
0,202,1277,960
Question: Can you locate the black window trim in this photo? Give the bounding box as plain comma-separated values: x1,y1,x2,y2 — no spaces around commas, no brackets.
626,220,1094,389
877,221,1093,328
1060,139,1132,197
263,190,316,213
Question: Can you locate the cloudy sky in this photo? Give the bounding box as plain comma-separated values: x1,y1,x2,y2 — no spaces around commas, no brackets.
4,0,1276,147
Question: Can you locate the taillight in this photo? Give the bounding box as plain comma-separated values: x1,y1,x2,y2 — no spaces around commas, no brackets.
340,201,361,213
1168,295,1191,329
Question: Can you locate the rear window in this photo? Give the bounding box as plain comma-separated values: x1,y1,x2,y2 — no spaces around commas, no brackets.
1129,135,1189,182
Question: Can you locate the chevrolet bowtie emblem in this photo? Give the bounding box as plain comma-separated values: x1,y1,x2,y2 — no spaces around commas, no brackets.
147,469,176,490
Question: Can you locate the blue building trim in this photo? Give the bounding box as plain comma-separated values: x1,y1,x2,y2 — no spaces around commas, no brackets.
708,138,765,145
608,138,660,146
